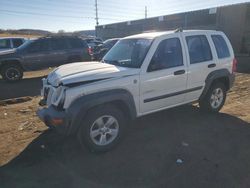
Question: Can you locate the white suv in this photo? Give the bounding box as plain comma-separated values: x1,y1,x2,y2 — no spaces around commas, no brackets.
37,30,236,152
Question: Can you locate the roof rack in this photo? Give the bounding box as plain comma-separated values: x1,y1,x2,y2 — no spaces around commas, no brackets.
174,28,183,33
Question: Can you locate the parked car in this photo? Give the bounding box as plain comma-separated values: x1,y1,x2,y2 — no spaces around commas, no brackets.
0,37,26,52
84,38,103,53
0,36,91,81
92,38,120,61
37,30,236,152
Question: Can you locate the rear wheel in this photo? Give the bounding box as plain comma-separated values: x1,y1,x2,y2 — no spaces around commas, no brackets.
199,82,226,113
1,64,23,82
77,104,127,152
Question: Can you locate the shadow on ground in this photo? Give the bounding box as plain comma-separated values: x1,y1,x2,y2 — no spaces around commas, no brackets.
0,76,45,100
1,105,250,188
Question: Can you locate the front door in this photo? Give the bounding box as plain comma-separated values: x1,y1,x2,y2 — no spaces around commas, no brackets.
23,39,52,70
140,36,188,114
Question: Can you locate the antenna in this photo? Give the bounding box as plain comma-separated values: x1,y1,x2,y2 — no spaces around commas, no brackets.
145,6,147,19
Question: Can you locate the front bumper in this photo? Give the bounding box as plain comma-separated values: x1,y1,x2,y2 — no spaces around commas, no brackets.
37,105,69,135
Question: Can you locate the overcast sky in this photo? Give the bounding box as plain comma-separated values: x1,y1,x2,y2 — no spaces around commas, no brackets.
0,0,249,32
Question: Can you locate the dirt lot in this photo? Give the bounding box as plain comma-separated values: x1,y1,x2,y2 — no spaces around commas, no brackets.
0,71,250,188
0,33,42,38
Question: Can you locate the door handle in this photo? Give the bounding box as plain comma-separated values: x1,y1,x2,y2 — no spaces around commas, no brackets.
208,63,216,68
174,70,185,75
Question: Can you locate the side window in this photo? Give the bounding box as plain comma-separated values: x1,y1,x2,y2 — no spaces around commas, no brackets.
148,38,183,72
68,38,84,48
12,39,24,48
27,40,49,53
50,39,68,50
186,35,212,64
0,39,11,49
211,35,230,58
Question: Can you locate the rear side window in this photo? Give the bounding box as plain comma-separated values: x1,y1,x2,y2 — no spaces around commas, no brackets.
211,35,230,58
50,39,68,50
68,38,84,48
0,39,11,49
12,39,23,48
148,38,183,71
186,35,212,64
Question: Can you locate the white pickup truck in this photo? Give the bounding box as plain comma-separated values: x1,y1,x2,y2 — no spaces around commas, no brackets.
37,30,236,152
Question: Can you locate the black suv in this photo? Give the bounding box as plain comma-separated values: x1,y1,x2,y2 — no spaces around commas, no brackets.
92,38,119,61
0,36,91,81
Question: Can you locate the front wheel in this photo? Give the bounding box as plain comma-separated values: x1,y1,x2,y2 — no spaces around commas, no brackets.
1,64,23,82
77,104,127,152
199,82,226,113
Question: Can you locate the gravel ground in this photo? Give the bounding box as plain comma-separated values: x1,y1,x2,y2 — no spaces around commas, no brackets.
0,72,249,188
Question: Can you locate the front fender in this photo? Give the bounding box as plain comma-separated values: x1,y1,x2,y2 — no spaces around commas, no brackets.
65,89,137,134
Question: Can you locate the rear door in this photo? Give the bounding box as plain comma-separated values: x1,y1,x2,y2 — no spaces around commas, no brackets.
67,38,90,62
140,34,188,114
181,32,215,102
49,38,69,66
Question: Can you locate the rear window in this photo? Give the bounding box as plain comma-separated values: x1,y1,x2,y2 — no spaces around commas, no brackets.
211,35,230,58
186,35,212,64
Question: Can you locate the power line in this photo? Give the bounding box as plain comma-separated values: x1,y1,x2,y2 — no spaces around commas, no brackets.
0,1,143,18
0,9,123,21
0,1,95,15
0,9,94,19
1,12,86,24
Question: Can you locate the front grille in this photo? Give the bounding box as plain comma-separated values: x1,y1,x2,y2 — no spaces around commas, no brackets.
42,82,55,106
44,87,50,101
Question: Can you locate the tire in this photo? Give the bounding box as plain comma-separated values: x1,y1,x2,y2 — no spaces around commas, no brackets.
199,82,226,113
1,64,23,82
77,104,127,152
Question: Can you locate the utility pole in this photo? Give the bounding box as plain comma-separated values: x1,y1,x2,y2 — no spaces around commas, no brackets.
95,0,99,37
95,0,99,26
145,6,147,19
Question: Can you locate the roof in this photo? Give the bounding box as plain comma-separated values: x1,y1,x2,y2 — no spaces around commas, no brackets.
0,37,25,39
123,29,219,39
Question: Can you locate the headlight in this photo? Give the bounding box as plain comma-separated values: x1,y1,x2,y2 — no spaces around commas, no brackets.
51,86,66,106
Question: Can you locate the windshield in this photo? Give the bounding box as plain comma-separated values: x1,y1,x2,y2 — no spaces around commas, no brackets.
103,38,152,68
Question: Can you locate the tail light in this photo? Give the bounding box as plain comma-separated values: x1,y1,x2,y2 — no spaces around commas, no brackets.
87,47,92,55
232,58,237,73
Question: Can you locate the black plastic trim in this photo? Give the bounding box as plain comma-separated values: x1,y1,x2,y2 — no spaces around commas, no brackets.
64,77,113,87
144,86,203,103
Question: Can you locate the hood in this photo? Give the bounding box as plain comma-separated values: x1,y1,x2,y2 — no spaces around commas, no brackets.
47,61,140,86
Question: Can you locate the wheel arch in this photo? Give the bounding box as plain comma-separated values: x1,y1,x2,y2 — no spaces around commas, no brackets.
0,59,24,70
65,89,137,135
200,69,234,100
